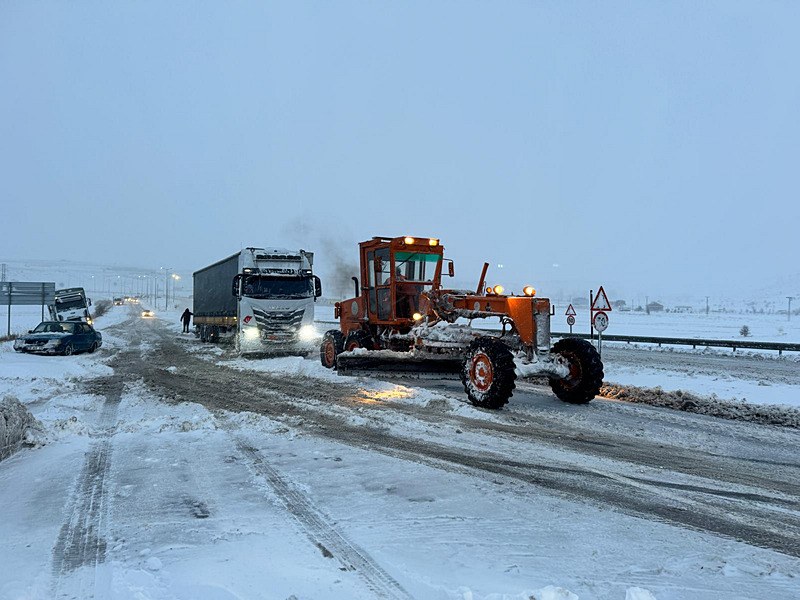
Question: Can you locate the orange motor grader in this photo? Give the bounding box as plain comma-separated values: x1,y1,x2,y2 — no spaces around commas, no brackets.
320,236,603,409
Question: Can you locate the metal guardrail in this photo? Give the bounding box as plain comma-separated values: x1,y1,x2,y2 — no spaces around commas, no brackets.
316,319,800,354
551,332,800,355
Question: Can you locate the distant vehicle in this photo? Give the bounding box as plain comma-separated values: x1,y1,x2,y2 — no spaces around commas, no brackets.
114,297,124,306
141,310,155,318
13,321,102,356
193,247,322,354
49,288,93,323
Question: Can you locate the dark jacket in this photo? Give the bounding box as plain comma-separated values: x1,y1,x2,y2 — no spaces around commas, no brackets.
180,309,193,324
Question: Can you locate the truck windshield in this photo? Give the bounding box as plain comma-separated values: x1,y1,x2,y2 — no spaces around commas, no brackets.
56,298,86,311
243,276,312,299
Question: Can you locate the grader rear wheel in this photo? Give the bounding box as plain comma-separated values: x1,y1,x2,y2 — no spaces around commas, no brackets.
460,337,516,409
549,337,604,404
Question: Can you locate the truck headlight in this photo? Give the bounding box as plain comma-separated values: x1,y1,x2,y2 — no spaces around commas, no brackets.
243,327,260,340
299,325,317,340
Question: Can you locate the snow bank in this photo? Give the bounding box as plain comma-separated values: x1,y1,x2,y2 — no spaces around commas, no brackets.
0,395,43,461
601,382,800,428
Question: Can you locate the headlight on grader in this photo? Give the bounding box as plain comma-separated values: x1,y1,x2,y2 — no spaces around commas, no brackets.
404,236,415,245
523,286,536,296
412,312,423,321
492,285,504,295
428,239,438,246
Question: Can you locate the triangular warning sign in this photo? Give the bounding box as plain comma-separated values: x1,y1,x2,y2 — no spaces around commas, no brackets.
591,286,612,311
565,304,576,316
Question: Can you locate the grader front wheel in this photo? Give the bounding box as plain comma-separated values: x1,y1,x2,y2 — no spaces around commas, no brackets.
549,337,604,404
320,330,345,369
460,338,517,409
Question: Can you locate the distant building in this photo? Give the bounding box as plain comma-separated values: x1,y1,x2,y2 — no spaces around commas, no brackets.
611,299,627,309
571,296,590,308
647,301,664,313
673,305,693,313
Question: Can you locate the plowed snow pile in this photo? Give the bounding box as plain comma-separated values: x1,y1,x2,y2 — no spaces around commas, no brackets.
0,395,43,460
601,383,800,428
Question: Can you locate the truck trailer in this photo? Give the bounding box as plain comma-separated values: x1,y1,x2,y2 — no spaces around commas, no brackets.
193,247,322,354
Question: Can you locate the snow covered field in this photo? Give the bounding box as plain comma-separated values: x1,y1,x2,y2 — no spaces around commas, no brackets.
1,305,799,599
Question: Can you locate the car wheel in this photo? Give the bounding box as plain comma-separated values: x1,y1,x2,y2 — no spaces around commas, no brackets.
62,343,74,356
88,342,98,354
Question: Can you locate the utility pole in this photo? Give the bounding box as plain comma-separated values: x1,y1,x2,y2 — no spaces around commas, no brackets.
788,297,795,322
705,296,710,315
646,295,649,315
0,263,6,282
162,267,172,311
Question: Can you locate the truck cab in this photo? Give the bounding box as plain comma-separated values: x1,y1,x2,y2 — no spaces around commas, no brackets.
49,288,93,324
233,248,322,350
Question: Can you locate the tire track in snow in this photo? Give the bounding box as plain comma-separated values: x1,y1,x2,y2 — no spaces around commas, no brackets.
50,377,123,598
227,431,413,600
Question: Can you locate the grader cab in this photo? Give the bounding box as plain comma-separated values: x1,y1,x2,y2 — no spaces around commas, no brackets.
321,236,603,409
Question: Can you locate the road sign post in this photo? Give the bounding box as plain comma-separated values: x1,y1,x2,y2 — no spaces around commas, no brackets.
565,304,576,335
591,286,612,357
1,282,56,337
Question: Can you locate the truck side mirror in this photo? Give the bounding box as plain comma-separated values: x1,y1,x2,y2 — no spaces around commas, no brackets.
313,276,322,298
88,298,93,306
448,261,455,277
232,274,242,297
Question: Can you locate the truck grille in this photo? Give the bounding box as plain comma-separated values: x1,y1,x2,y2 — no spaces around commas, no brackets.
251,308,305,334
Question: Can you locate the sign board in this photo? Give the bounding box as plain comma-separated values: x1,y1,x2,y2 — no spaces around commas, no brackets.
566,315,576,327
565,304,576,316
0,282,55,306
591,286,611,312
593,310,609,332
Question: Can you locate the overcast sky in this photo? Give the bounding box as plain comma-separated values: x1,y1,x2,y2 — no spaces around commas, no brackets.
1,1,797,300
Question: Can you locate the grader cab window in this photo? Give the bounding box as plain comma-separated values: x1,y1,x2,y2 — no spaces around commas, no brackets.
393,251,441,318
394,252,440,283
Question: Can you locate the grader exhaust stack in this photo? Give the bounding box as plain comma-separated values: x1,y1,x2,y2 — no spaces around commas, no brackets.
320,236,604,410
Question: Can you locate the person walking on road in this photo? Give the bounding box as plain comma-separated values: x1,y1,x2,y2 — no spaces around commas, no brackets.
180,308,193,333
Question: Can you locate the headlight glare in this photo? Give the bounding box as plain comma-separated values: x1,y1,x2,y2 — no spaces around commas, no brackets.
299,325,317,340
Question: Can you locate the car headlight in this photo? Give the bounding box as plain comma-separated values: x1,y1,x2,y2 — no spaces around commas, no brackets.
243,327,260,340
299,325,317,340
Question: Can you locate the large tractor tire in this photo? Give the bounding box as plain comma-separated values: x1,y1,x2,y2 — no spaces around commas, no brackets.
460,337,517,409
320,330,345,369
549,337,604,404
344,330,375,352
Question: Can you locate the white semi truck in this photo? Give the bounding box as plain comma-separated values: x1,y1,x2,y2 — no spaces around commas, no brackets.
48,287,93,324
193,247,322,354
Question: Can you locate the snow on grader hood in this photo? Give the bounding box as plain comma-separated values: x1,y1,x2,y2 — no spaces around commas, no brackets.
320,236,604,410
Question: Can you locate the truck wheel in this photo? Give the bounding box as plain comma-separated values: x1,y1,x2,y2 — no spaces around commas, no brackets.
460,337,516,409
344,330,375,352
200,326,207,342
320,330,345,369
549,338,604,404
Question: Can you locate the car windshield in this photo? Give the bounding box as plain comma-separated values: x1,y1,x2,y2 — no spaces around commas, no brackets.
33,322,76,333
243,276,313,299
56,298,86,311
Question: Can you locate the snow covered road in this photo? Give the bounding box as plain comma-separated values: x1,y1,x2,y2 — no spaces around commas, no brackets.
1,305,799,599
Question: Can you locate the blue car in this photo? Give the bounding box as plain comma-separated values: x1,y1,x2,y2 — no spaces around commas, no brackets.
13,321,102,356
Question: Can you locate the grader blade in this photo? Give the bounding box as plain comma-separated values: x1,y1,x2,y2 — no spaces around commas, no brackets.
336,351,462,379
